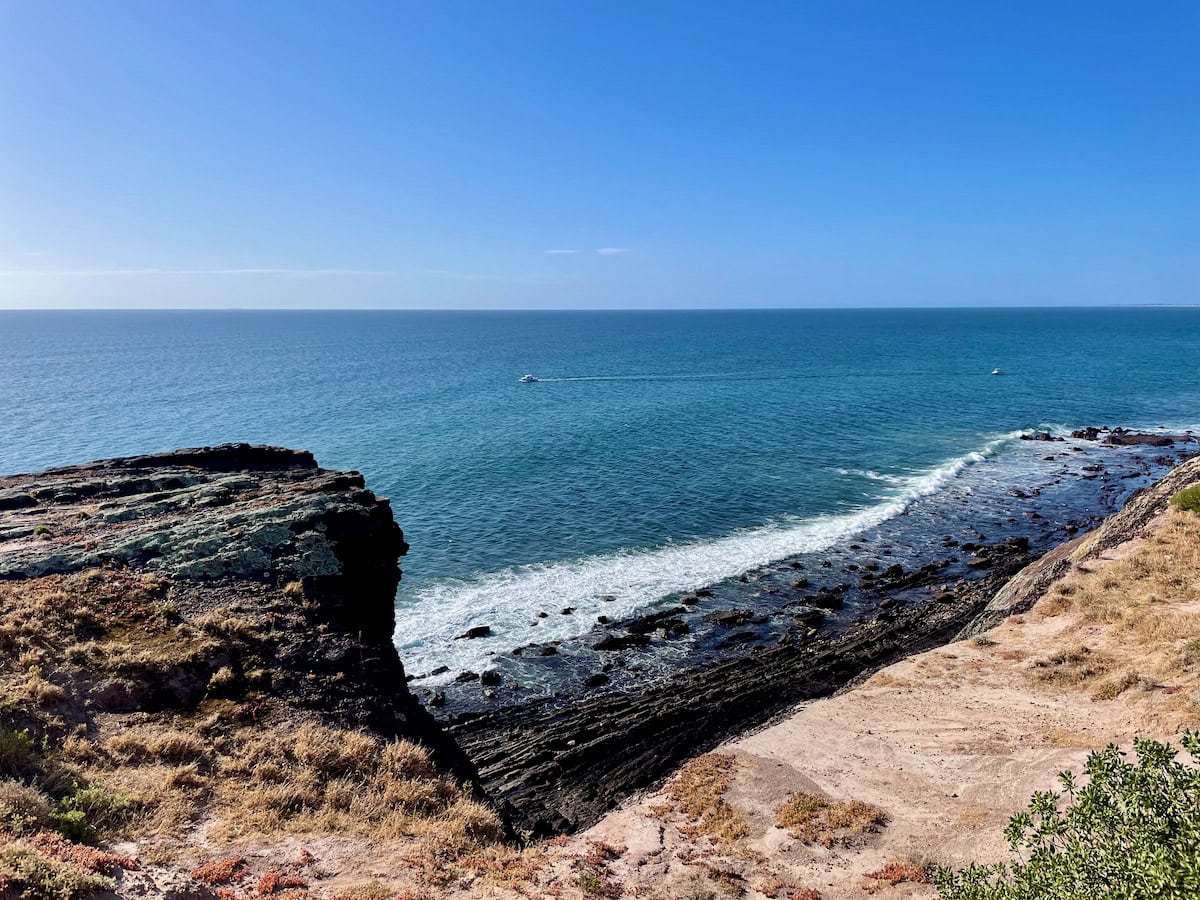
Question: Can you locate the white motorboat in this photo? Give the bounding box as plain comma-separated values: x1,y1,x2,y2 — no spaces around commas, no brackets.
991,368,1003,376
519,374,539,383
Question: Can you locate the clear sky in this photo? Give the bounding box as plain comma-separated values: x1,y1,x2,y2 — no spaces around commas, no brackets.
1,1,1196,309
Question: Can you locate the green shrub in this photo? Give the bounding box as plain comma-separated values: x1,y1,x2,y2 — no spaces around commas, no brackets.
32,525,52,538
1170,484,1200,514
51,783,131,843
0,844,112,899
937,733,1200,899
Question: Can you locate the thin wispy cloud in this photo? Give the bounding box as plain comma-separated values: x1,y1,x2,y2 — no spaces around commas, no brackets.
595,248,630,255
544,249,579,255
0,267,399,278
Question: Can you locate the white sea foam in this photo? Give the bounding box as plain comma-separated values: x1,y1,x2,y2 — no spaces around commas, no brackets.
395,430,1025,680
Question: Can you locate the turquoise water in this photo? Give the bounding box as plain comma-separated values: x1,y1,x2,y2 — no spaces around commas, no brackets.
2,308,1199,682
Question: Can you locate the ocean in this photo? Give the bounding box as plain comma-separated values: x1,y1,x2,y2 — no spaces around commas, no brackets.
3,308,1199,697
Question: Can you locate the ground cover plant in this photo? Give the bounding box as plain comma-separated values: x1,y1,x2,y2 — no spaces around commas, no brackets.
937,733,1200,900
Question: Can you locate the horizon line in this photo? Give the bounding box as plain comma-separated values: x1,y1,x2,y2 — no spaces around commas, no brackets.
0,303,1198,313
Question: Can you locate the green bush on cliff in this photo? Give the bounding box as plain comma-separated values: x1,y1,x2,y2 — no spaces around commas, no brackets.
1170,484,1200,514
937,732,1200,900
50,783,131,844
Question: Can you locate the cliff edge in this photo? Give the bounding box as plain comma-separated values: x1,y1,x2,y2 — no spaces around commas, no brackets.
0,445,501,898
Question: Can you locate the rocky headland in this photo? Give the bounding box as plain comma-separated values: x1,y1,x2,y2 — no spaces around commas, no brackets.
0,445,500,898
0,432,1197,899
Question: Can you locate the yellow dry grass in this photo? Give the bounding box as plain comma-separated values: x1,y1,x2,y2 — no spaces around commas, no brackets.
1027,508,1200,720
774,790,887,848
0,567,506,890
652,753,750,849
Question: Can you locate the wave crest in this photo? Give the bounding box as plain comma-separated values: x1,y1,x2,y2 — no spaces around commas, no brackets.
395,430,1024,679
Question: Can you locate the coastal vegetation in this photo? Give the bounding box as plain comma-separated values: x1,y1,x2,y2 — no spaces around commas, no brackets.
1170,483,1200,513
0,566,502,897
936,734,1200,900
774,792,887,848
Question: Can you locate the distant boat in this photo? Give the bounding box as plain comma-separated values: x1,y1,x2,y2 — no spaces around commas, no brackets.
991,368,1003,376
519,374,539,383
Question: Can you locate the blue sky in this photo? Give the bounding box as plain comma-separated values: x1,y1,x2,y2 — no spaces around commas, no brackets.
1,1,1196,308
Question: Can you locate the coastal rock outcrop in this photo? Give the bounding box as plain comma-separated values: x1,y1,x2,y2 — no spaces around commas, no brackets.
962,453,1200,635
0,444,481,788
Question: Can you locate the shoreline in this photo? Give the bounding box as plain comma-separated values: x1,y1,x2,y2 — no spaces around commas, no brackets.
408,425,1197,711
425,428,1198,834
0,434,1196,897
554,450,1200,899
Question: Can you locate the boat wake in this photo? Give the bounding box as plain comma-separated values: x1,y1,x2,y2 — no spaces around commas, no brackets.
395,429,1025,680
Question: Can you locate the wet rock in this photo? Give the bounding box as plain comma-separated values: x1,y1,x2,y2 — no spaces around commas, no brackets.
455,671,479,683
1104,428,1182,447
537,611,549,618
663,620,690,638
680,594,700,606
694,588,714,597
794,609,824,627
721,630,758,645
705,608,766,628
596,615,609,624
583,673,610,689
593,633,652,651
561,607,576,615
626,606,688,634
456,625,492,640
1071,426,1103,440
809,590,845,610
791,578,809,589
1020,432,1063,442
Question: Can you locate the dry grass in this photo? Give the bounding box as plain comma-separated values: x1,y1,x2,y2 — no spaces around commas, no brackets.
1030,644,1110,685
863,858,933,887
652,753,749,848
0,780,53,834
865,671,910,689
774,791,886,848
758,875,823,899
1025,508,1200,721
0,565,507,896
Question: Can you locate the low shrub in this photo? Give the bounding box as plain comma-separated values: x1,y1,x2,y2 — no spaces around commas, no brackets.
937,733,1200,899
0,729,39,778
0,843,112,900
0,779,53,833
51,782,131,843
1169,484,1200,513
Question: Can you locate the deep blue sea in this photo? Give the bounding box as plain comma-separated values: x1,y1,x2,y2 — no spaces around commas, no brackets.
3,309,1199,690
